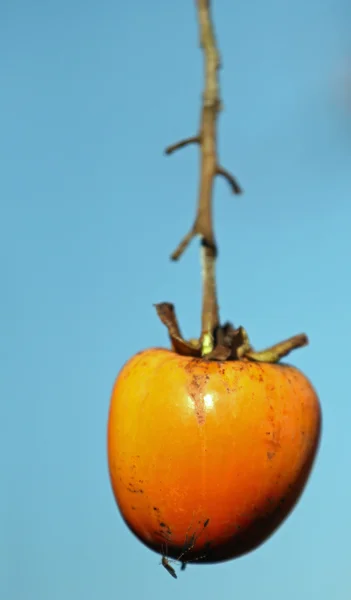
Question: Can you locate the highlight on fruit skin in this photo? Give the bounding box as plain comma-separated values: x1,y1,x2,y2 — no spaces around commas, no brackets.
107,346,321,566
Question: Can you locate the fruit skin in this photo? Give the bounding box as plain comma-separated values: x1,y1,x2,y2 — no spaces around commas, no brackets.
107,347,321,564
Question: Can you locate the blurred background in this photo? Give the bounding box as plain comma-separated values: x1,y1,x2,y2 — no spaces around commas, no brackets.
1,0,351,598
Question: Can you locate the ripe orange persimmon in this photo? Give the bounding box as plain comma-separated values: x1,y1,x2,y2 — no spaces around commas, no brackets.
108,1,322,574
107,347,321,564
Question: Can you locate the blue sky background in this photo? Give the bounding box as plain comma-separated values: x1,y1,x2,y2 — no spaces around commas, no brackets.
2,1,351,599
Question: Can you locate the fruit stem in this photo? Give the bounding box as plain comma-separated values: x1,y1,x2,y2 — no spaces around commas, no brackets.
167,0,241,356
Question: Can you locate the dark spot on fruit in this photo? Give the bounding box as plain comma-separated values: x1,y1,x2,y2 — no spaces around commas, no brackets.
267,451,275,460
187,373,207,425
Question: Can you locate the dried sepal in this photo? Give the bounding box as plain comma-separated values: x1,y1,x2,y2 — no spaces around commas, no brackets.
155,303,308,364
154,303,202,357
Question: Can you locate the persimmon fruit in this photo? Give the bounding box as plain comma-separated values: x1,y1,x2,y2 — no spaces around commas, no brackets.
107,346,321,564
107,0,322,574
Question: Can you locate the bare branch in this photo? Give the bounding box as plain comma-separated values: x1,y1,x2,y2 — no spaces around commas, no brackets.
170,227,196,261
164,136,200,155
165,1,241,355
216,166,242,195
156,3,309,365
195,0,222,352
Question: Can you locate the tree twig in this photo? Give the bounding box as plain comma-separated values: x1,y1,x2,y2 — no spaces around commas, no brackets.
216,166,242,194
170,227,196,261
165,136,200,155
192,0,221,354
166,0,243,355
156,2,309,364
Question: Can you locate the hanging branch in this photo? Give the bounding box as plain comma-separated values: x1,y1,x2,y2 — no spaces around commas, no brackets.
165,0,242,355
156,0,308,364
